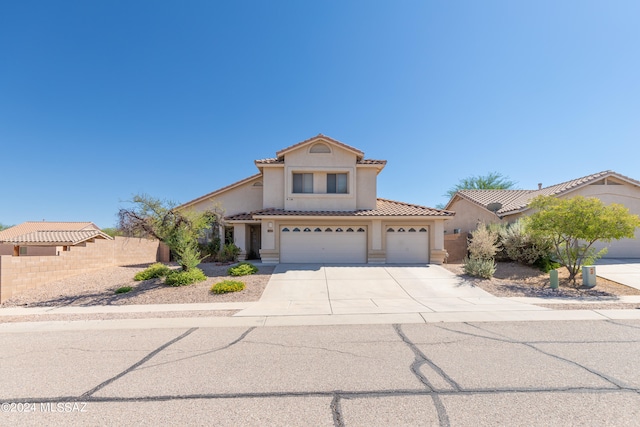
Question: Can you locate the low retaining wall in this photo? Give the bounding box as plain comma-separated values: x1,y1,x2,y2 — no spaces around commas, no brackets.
0,237,169,303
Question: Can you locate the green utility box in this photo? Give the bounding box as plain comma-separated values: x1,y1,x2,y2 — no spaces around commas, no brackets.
550,269,559,289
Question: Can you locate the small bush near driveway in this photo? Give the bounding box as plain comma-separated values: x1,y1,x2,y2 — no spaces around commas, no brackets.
211,280,245,294
227,262,258,276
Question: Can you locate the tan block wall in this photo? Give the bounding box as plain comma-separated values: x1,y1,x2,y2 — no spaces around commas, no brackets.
0,237,164,303
444,233,469,263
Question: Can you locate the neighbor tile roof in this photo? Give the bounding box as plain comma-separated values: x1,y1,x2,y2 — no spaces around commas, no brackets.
453,170,640,215
225,198,453,220
3,230,112,245
0,222,99,241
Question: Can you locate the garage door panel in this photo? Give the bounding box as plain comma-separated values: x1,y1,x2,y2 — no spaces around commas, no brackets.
280,226,367,263
386,227,429,264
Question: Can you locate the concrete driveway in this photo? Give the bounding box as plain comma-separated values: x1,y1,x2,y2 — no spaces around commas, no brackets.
236,264,543,317
596,259,640,290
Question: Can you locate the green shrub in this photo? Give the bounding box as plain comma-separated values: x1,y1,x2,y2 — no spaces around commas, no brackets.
211,280,245,294
463,257,497,279
217,243,241,263
534,256,562,273
115,286,133,294
165,268,207,286
134,263,171,281
227,262,258,276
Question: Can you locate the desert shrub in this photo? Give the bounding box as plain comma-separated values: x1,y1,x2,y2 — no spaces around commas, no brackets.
115,286,133,294
227,262,258,276
211,280,245,294
134,263,171,281
165,268,207,286
500,220,552,265
467,223,501,260
217,243,241,263
463,257,497,279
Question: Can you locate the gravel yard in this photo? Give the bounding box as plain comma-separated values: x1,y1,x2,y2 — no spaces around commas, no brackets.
442,261,640,310
1,262,274,308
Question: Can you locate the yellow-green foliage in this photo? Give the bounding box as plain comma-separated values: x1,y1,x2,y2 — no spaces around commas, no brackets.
211,280,245,294
227,262,258,276
134,263,171,281
115,286,133,294
165,268,207,286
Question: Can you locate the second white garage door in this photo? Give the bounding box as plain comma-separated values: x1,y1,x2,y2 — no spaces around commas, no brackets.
280,226,367,263
386,226,429,263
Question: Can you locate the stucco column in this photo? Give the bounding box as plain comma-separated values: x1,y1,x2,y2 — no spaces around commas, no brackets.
430,220,447,264
233,224,247,260
372,220,382,250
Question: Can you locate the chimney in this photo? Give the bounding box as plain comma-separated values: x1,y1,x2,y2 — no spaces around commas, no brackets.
538,183,542,190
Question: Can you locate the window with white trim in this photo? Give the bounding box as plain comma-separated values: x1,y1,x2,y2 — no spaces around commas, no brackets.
327,173,347,194
292,173,313,193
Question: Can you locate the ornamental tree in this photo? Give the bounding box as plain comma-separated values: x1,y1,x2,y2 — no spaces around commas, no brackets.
117,194,219,271
527,195,640,285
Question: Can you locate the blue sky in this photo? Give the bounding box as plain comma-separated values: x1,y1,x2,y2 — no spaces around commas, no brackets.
1,0,639,228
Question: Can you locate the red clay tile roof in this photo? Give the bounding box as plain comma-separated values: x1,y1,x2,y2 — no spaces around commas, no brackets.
225,198,453,220
0,222,99,241
451,170,640,215
1,229,112,245
254,158,283,165
275,134,365,159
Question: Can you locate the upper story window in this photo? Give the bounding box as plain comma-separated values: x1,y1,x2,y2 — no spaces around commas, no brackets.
293,173,313,193
327,173,347,193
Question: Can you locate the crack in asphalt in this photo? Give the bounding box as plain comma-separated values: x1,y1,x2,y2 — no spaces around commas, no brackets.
243,340,374,359
394,324,456,427
80,328,198,398
443,323,631,390
330,393,344,427
394,324,461,392
137,327,256,370
9,386,640,406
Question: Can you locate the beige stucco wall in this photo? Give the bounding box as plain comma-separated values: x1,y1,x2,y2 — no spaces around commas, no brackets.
188,176,263,217
444,198,505,235
558,182,640,257
356,167,377,210
282,144,360,211
262,167,285,209
0,236,163,303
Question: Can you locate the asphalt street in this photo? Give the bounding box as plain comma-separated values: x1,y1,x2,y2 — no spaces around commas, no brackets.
2,320,640,426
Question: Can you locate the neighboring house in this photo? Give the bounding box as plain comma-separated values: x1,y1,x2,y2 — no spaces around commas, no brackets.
180,135,453,264
444,170,640,260
0,221,112,256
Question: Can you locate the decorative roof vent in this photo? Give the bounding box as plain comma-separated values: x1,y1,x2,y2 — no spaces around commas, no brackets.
486,202,503,213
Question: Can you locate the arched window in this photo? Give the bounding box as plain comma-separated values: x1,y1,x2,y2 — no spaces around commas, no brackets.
309,143,331,153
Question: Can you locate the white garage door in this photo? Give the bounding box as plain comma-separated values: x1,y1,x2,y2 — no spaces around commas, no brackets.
280,226,367,263
596,229,640,258
386,226,429,264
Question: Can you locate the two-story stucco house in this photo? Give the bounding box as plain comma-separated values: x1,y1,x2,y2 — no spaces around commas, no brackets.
180,135,453,264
